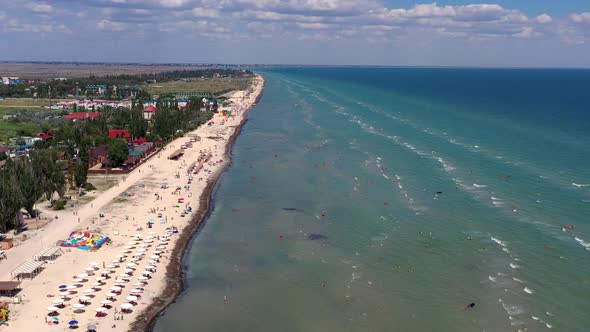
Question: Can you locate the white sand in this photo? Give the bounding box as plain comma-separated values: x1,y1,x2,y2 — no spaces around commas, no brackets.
1,74,264,331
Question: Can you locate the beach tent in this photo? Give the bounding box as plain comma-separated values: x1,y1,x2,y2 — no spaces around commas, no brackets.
33,247,63,261
11,261,44,280
0,281,21,297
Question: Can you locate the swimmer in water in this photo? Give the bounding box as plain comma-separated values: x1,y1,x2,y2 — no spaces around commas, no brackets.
464,302,476,309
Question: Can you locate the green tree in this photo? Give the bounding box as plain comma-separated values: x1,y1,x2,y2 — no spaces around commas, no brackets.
14,157,41,218
107,139,129,168
0,159,24,231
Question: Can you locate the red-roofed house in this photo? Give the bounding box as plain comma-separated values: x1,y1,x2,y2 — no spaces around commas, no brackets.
37,133,53,140
143,105,158,120
129,138,148,144
108,129,131,140
63,112,101,120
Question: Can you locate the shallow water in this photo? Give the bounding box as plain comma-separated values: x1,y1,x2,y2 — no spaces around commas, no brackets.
154,68,590,332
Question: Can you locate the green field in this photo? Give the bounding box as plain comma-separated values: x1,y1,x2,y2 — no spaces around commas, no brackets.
145,78,252,95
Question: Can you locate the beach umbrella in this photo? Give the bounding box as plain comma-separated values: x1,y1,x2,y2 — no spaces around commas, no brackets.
73,303,86,309
96,276,106,281
119,273,131,278
52,298,65,304
124,246,135,249
79,295,91,301
77,273,88,279
59,290,70,296
66,285,77,290
72,278,83,283
83,288,96,293
130,288,142,293
126,295,138,302
149,231,156,235
90,282,102,287
105,292,117,297
58,284,68,289
138,276,148,281
85,267,95,272
115,279,127,284
126,263,137,267
142,271,152,275
94,307,106,312
133,282,146,287
130,258,141,262
124,268,134,273
87,324,97,332
90,262,99,266
150,255,159,259
110,286,122,291
145,265,156,269
110,259,120,263
154,250,163,254
136,248,147,252
101,300,112,305
69,320,79,326
120,303,133,310
106,264,117,269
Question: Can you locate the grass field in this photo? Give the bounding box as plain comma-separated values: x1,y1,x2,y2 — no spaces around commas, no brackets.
145,78,252,95
0,101,51,143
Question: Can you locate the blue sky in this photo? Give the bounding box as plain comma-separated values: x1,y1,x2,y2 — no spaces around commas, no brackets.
0,0,589,67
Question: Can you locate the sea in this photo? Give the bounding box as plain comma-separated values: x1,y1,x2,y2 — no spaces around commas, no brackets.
154,68,590,332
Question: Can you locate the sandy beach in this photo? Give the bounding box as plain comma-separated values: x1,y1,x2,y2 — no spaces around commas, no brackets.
0,74,264,332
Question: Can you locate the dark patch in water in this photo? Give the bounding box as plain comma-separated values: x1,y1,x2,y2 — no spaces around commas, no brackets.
282,207,299,211
307,233,327,241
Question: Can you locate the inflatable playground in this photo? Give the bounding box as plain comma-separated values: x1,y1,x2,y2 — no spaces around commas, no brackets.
60,231,109,250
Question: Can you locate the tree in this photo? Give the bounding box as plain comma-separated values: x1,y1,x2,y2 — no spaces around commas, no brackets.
0,159,24,231
14,157,41,218
107,139,129,168
75,146,89,188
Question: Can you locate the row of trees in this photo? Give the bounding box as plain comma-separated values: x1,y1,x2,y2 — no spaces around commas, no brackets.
0,149,74,231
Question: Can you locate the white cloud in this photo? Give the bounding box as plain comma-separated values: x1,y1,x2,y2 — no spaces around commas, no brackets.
569,12,590,24
535,14,552,24
97,19,127,31
28,2,54,13
192,7,219,18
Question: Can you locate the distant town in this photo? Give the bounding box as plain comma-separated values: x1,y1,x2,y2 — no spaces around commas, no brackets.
0,68,254,232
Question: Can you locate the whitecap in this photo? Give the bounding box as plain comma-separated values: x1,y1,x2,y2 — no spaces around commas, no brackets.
524,287,534,294
574,237,590,251
572,182,589,188
512,277,524,283
473,183,488,188
546,323,552,328
488,276,497,282
491,237,507,247
532,316,539,320
491,196,501,201
510,262,521,269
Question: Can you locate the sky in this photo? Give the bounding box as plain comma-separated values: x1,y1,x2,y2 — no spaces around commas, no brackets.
0,0,589,67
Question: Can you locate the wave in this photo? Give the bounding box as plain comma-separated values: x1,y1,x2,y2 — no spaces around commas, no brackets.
491,237,507,247
473,183,488,188
574,237,590,251
523,287,534,294
572,182,589,188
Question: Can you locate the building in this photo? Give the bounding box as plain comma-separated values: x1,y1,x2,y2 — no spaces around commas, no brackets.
143,105,158,120
85,85,107,95
108,129,131,140
63,112,101,120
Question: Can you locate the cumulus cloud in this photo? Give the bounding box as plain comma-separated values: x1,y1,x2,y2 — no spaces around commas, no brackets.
27,2,55,13
535,14,552,24
97,19,127,31
569,12,590,24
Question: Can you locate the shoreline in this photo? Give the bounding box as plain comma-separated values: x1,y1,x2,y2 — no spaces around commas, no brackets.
129,78,264,332
0,74,265,332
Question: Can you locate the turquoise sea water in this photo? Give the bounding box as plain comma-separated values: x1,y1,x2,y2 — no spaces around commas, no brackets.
154,68,590,332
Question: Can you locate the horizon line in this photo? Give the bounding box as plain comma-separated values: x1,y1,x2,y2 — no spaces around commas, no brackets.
1,60,590,70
